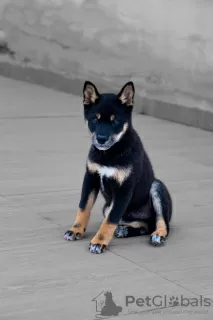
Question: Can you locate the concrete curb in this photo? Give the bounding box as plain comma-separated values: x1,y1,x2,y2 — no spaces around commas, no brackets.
139,97,213,132
0,61,213,133
0,61,114,96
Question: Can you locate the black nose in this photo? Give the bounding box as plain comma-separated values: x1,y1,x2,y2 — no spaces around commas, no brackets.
96,134,108,144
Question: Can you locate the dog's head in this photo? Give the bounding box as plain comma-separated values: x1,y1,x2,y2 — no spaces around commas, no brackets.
83,81,135,151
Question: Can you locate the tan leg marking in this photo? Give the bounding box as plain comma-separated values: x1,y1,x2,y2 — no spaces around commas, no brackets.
69,191,96,237
120,220,148,230
151,216,167,238
90,217,117,248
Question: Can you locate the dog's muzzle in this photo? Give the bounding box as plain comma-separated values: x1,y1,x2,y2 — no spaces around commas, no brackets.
96,134,108,145
93,134,115,150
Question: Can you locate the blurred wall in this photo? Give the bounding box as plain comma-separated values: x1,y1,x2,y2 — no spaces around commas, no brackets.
0,0,213,109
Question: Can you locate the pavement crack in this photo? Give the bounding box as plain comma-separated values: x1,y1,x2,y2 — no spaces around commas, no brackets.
109,249,211,301
1,188,80,197
0,115,80,120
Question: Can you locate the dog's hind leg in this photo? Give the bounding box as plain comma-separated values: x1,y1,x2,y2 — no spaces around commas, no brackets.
114,220,149,238
149,179,172,246
114,200,152,238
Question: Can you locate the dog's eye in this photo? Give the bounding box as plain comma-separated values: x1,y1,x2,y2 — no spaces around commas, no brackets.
112,119,119,126
110,115,119,125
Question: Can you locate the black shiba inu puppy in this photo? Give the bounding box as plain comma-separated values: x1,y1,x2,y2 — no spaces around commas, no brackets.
64,81,172,254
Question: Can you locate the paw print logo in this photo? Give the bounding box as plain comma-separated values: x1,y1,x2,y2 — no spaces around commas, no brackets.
168,296,179,307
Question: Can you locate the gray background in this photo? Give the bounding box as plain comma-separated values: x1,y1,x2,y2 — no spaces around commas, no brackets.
0,0,213,130
0,1,213,319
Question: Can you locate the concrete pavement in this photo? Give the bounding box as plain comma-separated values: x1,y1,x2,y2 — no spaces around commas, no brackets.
0,76,213,319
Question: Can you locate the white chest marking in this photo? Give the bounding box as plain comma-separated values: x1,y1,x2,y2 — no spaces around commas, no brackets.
87,160,132,187
98,166,116,179
98,167,116,192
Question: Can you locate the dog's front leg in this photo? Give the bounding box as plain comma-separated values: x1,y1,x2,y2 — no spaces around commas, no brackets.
89,184,132,254
64,170,100,241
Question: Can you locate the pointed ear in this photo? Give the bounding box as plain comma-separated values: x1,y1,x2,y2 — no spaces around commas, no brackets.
118,81,135,106
83,81,100,105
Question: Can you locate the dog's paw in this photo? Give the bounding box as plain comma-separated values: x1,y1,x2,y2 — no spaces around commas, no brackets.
150,234,165,247
64,230,83,241
89,243,106,254
114,225,148,238
114,225,129,238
